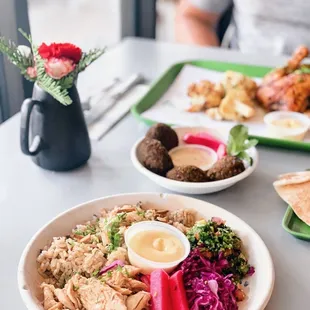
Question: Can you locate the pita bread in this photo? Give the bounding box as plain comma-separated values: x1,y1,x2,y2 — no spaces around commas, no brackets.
273,171,310,226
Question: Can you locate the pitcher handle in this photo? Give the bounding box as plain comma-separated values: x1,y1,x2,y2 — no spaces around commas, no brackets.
20,98,42,156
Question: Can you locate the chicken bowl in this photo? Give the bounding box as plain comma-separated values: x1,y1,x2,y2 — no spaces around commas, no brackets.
18,193,274,310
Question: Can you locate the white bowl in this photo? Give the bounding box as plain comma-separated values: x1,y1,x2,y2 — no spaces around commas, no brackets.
18,193,274,310
124,221,191,274
264,111,310,141
131,126,258,194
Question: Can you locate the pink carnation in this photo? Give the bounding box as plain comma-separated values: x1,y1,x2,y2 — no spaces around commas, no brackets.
44,57,75,79
26,66,37,79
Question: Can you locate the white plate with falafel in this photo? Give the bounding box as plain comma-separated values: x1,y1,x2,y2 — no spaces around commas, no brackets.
131,123,258,194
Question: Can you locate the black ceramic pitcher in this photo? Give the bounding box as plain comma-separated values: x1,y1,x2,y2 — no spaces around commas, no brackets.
20,83,91,171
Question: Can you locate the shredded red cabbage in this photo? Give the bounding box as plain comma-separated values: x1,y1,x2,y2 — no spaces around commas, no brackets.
247,266,255,276
180,248,238,310
99,260,124,275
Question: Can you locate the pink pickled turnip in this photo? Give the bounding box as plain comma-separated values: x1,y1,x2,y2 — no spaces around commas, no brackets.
169,271,189,310
140,275,151,291
183,132,227,159
183,132,225,151
150,269,171,310
217,143,227,159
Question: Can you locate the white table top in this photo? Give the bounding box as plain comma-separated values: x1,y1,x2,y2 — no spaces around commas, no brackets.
1,38,309,310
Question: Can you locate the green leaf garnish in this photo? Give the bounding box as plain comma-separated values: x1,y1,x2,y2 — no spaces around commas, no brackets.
237,151,253,166
73,223,98,236
227,125,258,165
105,213,126,252
116,265,123,272
92,269,100,277
137,209,146,217
67,240,75,246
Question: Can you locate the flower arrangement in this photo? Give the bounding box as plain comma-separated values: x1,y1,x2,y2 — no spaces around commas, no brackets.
0,29,105,105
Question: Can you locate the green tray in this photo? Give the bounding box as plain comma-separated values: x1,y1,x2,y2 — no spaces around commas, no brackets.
131,60,310,152
282,206,310,241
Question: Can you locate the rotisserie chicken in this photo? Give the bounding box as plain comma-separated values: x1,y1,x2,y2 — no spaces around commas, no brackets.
256,45,310,112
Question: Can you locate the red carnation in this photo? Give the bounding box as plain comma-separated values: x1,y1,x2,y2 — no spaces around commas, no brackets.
38,43,82,64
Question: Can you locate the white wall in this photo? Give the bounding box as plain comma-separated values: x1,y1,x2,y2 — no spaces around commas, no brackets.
28,0,123,50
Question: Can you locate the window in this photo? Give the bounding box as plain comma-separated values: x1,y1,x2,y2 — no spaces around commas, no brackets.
28,0,122,50
156,0,176,42
0,0,165,122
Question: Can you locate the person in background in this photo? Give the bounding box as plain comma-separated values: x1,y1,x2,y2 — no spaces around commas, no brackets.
175,0,310,55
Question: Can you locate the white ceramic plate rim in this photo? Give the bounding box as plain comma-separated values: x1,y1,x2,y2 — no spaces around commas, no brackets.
18,193,274,310
131,136,258,189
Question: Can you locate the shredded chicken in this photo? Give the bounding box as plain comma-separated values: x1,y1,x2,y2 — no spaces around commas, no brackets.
124,211,145,225
173,222,190,234
127,291,151,310
110,205,138,216
73,274,127,310
80,234,92,244
106,247,128,265
103,267,148,294
41,284,63,310
122,265,142,277
54,288,75,310
38,203,197,310
66,280,82,309
169,209,196,227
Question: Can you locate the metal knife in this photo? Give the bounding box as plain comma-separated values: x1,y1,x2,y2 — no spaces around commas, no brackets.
84,73,144,126
81,77,120,111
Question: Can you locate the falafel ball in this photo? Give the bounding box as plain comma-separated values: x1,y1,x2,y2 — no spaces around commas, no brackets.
206,155,245,181
166,165,207,182
137,138,174,176
146,123,179,151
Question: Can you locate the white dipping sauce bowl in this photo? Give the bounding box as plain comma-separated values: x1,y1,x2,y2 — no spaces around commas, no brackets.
264,111,310,141
124,221,190,274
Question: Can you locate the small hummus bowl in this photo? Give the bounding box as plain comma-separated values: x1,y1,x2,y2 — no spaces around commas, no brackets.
264,111,310,141
124,221,190,274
